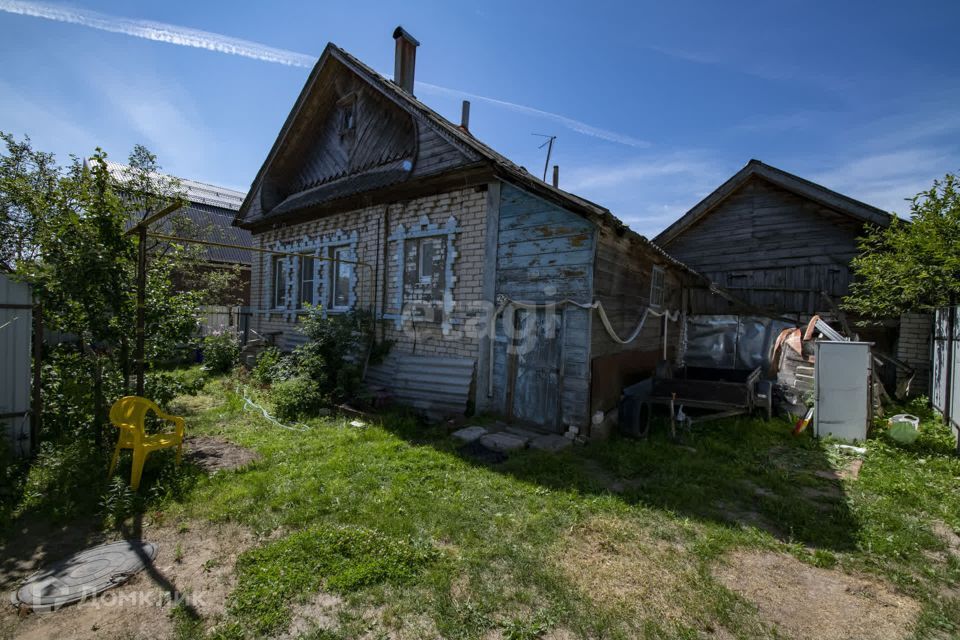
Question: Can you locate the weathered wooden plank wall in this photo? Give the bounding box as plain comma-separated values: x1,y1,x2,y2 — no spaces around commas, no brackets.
490,184,595,431
590,230,684,413
664,177,865,316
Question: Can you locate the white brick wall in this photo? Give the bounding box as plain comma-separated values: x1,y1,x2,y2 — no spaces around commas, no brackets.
897,312,932,396
248,186,489,361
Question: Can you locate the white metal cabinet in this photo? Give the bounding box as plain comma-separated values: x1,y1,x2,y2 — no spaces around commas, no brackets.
814,341,872,442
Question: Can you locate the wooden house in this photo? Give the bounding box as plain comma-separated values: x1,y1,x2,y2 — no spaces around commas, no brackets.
234,28,702,435
655,160,931,393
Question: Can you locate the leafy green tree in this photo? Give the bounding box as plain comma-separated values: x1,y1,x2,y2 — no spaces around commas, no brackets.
845,173,960,318
0,133,59,270
0,133,212,443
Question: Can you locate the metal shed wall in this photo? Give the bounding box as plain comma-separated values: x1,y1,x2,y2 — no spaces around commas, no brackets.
0,273,32,456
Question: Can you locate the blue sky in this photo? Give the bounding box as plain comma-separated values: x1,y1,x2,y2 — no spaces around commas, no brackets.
1,0,958,236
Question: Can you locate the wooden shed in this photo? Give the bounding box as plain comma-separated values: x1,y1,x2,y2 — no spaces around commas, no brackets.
655,159,895,319
655,159,929,393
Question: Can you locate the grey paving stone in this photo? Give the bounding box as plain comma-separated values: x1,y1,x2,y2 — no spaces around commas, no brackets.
480,432,528,452
451,426,488,443
529,434,573,452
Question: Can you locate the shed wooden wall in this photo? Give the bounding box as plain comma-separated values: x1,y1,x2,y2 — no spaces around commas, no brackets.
663,177,866,317
490,184,595,430
590,229,684,414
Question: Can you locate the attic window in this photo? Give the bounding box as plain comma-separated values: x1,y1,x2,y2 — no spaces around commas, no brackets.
337,94,357,140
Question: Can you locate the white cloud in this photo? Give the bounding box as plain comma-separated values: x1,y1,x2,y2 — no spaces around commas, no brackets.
1,0,648,149
810,148,955,215
0,78,98,155
415,82,649,148
564,154,718,192
560,152,730,237
0,0,315,67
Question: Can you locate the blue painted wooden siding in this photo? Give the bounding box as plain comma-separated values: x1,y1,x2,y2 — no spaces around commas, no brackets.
491,184,595,430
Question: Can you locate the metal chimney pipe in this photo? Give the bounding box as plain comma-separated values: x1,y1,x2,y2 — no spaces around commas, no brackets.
392,26,420,94
460,100,470,130
552,165,559,188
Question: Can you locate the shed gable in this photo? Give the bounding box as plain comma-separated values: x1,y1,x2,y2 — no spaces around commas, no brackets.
666,176,867,314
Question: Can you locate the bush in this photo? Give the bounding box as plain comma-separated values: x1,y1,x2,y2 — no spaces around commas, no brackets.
145,370,206,408
271,376,325,422
202,331,239,374
293,309,379,403
251,347,295,386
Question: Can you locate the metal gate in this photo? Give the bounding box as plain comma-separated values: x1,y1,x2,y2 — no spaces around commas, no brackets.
507,308,562,430
1,273,33,456
932,305,960,443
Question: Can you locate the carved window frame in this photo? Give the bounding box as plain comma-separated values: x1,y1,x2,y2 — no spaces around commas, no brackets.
264,230,359,322
387,214,460,335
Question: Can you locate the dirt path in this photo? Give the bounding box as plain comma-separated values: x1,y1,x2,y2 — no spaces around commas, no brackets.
714,550,921,640
1,519,256,640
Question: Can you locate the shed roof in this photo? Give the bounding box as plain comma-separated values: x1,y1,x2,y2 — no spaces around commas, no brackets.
655,159,895,246
236,41,697,275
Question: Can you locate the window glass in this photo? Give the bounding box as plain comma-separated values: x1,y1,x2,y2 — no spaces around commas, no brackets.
272,256,286,308
650,266,665,308
418,237,438,284
299,256,314,308
331,247,353,309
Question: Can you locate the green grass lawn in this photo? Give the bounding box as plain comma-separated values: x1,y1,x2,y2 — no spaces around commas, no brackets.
4,374,960,639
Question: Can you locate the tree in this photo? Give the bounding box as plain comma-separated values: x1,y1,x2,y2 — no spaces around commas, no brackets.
0,133,59,270
845,173,960,318
0,133,209,443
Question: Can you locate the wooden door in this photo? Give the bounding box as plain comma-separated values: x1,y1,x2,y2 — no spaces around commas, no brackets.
509,308,563,430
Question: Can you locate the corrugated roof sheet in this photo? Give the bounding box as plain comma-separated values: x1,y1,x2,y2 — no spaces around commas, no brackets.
100,161,246,210
163,203,253,265
99,161,253,266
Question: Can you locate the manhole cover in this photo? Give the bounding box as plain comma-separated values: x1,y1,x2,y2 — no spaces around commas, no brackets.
11,540,158,612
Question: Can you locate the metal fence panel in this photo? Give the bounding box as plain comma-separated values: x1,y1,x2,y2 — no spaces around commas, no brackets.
932,305,960,440
197,305,252,345
0,273,32,456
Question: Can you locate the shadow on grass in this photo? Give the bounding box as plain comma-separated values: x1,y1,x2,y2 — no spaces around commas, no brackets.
382,411,862,552
0,438,203,593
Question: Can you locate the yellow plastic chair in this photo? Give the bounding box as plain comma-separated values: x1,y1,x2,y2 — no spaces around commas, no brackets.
107,396,185,490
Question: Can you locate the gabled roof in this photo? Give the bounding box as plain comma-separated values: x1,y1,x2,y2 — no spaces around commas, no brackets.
235,41,695,273
98,161,253,266
654,159,895,246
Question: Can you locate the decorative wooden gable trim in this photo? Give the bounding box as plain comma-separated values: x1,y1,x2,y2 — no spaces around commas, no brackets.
236,44,479,229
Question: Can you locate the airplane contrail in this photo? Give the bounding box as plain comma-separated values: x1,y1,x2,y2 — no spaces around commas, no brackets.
0,0,649,148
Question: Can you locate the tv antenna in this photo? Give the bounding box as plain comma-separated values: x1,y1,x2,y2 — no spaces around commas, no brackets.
532,133,556,182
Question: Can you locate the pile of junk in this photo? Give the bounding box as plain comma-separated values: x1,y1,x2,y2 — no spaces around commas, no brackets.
619,313,916,442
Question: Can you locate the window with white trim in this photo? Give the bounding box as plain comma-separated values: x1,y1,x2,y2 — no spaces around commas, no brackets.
329,246,353,310
272,255,286,309
650,265,665,309
405,236,445,306
298,256,314,308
